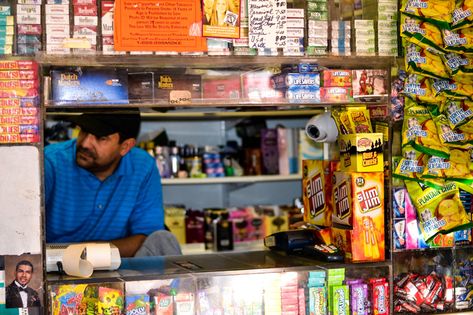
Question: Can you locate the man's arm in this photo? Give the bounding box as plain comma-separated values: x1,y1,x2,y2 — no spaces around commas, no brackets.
111,234,147,257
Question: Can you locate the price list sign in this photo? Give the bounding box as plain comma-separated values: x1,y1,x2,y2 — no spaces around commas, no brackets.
114,0,207,52
248,0,287,49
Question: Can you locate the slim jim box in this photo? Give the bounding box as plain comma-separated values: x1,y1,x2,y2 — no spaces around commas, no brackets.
302,160,331,227
331,172,385,262
339,133,384,172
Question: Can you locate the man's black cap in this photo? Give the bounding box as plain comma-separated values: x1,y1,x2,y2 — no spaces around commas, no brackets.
68,108,141,140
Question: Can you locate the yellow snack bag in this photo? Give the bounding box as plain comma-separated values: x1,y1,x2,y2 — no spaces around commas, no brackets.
405,180,472,241
401,0,454,29
432,78,473,99
347,106,372,133
444,27,473,54
403,74,445,106
403,105,450,158
401,14,446,52
452,0,473,30
331,109,354,135
421,149,472,179
405,42,450,79
440,98,473,128
393,144,428,181
434,113,473,148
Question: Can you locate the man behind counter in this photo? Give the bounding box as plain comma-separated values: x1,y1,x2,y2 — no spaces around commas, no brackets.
45,109,181,257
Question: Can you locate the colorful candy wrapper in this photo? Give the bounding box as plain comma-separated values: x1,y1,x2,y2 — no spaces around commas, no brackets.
401,14,445,52
350,283,369,315
98,287,124,315
50,284,89,315
440,98,473,129
405,180,472,241
369,278,389,315
405,42,450,79
347,107,372,133
125,294,150,315
401,0,454,29
402,105,449,158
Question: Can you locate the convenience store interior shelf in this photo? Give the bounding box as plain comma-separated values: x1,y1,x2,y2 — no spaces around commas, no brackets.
161,174,301,185
35,52,397,69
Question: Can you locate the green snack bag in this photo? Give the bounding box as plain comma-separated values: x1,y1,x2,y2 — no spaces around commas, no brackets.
403,74,445,106
393,145,428,182
433,113,473,148
401,14,445,52
405,42,450,79
401,0,454,30
405,180,472,241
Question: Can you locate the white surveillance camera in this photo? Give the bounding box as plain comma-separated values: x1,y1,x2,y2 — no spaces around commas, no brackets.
305,112,338,143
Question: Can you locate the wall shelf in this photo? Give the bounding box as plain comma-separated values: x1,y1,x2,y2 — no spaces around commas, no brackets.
161,174,301,185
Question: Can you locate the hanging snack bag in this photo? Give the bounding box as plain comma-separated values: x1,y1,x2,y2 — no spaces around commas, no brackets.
405,42,450,79
443,27,473,54
347,106,373,133
451,0,473,30
402,104,450,158
433,113,473,148
401,14,445,52
332,109,354,135
98,287,124,315
442,52,473,82
403,74,445,106
401,0,454,29
405,180,472,241
432,77,473,100
440,98,473,129
393,144,428,182
421,149,471,181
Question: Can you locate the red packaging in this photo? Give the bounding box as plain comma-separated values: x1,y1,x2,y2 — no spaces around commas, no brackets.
321,69,352,87
0,60,37,70
0,107,39,116
320,87,354,102
74,5,98,16
203,75,241,99
0,79,38,89
17,24,42,35
241,70,283,100
370,278,390,314
0,133,39,143
73,0,96,5
0,69,37,80
0,88,38,98
185,209,205,243
0,115,39,125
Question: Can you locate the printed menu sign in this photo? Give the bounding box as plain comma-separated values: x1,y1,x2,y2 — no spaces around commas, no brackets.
114,0,207,52
248,0,287,49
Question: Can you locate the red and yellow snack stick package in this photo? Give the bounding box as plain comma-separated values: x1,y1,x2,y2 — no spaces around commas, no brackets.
433,114,473,148
403,74,445,107
402,104,450,158
452,0,473,30
439,98,473,128
405,180,472,241
443,27,473,54
401,0,454,29
331,109,354,135
401,14,445,52
302,160,331,227
405,42,450,79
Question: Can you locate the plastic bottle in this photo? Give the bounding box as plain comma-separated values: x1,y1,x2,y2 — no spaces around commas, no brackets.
169,142,180,178
155,146,170,178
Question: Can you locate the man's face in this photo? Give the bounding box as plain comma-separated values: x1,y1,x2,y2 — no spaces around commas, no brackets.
75,130,127,174
15,264,32,286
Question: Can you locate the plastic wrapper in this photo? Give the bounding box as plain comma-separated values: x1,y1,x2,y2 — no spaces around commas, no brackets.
444,27,473,54
452,0,473,30
439,98,473,128
393,145,427,182
402,104,450,158
347,106,372,133
331,109,354,135
98,287,124,315
405,180,472,241
432,78,473,99
401,14,445,52
401,0,454,29
403,74,445,107
423,148,472,180
433,114,473,148
405,42,450,79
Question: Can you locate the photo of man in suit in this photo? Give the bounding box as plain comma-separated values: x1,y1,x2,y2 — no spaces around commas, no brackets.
5,260,41,308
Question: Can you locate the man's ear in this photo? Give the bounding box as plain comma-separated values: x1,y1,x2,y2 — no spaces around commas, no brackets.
120,138,136,156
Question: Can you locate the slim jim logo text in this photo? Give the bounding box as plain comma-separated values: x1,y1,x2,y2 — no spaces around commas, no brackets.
334,181,350,219
357,187,381,213
306,173,324,217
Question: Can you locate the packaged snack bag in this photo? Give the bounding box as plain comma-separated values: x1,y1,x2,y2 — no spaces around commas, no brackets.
347,106,372,133
452,0,473,30
444,27,473,54
433,114,473,148
393,145,427,182
405,180,472,241
405,42,450,79
401,0,454,29
125,294,150,315
331,109,354,135
440,98,473,128
303,160,330,226
98,287,124,315
432,78,473,100
423,148,471,180
50,284,89,315
403,74,445,106
401,14,445,52
402,105,450,158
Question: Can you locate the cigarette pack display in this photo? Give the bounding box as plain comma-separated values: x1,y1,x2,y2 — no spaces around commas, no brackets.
45,4,69,14
0,25,14,35
155,74,202,101
202,75,241,99
51,67,129,104
101,1,114,35
16,14,41,25
0,5,10,15
74,15,98,26
46,14,70,24
74,4,97,16
17,4,41,15
128,71,154,102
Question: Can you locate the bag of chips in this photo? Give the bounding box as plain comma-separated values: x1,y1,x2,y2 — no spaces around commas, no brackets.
347,106,373,133
439,98,473,128
403,74,445,106
433,113,473,148
443,27,473,54
393,145,428,182
405,180,472,241
401,0,454,30
452,0,473,30
405,42,450,79
401,14,446,52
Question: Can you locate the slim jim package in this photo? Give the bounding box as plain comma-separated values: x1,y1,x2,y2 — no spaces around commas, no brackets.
302,159,331,227
332,172,385,262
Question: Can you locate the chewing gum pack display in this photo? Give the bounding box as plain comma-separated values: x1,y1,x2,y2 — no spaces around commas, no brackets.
321,70,352,87
302,159,330,227
405,180,472,241
332,172,385,262
339,133,384,172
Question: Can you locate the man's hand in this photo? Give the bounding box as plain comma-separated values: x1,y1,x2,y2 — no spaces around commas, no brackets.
111,234,147,257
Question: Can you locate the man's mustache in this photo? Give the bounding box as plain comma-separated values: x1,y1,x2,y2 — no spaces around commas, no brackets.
77,147,96,159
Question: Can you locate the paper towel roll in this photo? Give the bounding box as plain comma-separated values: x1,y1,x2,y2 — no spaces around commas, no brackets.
305,112,338,143
62,243,112,278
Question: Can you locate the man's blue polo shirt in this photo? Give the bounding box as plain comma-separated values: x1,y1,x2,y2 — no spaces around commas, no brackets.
45,139,164,243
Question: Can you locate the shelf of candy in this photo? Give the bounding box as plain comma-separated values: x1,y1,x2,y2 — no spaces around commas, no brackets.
393,250,455,314
0,60,40,144
44,64,389,107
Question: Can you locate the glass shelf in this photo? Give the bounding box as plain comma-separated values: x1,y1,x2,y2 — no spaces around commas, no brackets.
161,174,301,185
35,52,397,69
